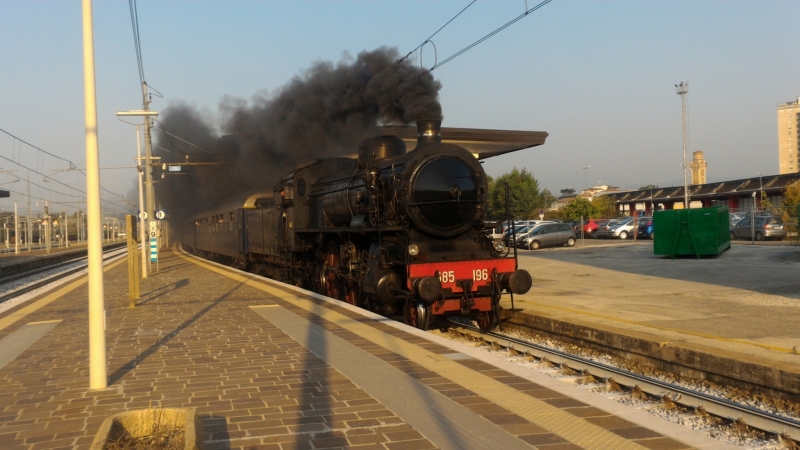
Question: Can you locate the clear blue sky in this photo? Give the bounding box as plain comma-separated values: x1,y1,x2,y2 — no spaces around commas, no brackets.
1,0,798,216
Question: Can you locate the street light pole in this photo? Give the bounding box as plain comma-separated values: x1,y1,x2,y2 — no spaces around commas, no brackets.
675,81,690,209
82,0,107,390
582,166,590,196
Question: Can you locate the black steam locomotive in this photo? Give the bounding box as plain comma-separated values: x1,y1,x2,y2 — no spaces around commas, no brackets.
182,120,532,331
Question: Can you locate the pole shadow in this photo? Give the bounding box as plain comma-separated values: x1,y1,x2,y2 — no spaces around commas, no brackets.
108,280,244,385
138,278,190,305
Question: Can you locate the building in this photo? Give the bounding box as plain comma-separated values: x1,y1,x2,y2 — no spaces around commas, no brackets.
689,150,707,184
778,97,800,174
579,184,623,198
604,173,800,215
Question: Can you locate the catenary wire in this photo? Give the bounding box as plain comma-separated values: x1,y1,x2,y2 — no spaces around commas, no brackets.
419,0,553,76
0,128,132,209
395,0,478,64
397,0,478,65
152,119,212,155
128,0,146,105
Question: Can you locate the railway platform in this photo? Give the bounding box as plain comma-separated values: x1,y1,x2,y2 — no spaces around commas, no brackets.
0,248,727,450
508,243,800,402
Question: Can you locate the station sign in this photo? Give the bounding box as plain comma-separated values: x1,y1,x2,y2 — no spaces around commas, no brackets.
149,237,158,263
168,165,181,172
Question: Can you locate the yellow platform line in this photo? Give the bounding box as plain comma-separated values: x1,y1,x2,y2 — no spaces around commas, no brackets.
0,258,126,332
519,300,794,354
179,250,647,450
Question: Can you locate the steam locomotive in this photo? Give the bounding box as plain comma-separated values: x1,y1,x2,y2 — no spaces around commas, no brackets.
182,120,532,331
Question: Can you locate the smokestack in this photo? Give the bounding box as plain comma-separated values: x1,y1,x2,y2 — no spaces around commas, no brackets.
416,120,442,147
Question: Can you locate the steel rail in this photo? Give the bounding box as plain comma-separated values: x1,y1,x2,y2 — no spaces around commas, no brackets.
446,319,800,442
0,247,128,305
0,256,92,285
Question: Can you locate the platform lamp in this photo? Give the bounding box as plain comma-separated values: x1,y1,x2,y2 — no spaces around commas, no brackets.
116,109,158,279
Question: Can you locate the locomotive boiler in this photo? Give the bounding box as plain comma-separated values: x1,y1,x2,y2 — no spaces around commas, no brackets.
183,120,532,331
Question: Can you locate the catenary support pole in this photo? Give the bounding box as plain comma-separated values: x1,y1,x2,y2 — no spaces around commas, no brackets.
14,202,18,254
135,125,147,278
142,83,155,273
82,0,107,390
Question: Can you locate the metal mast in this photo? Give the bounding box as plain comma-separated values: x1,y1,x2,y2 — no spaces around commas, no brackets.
675,81,689,209
142,82,155,252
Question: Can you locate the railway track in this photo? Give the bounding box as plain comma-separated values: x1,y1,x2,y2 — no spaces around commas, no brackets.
445,318,800,447
0,245,128,305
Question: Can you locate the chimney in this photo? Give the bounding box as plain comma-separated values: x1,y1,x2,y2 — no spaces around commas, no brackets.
416,120,442,148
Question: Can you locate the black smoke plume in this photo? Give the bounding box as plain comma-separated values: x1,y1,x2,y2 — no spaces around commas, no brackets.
154,47,442,222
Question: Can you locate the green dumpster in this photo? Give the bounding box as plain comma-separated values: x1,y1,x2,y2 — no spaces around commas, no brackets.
653,206,731,258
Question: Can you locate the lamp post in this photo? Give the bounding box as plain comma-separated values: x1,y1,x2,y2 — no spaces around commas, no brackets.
83,0,107,390
582,166,590,196
116,110,158,279
758,173,763,212
675,82,690,209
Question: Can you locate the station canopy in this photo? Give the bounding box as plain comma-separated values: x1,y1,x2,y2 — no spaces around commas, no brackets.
377,125,548,160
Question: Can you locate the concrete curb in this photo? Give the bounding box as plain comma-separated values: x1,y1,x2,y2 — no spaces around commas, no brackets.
500,309,800,403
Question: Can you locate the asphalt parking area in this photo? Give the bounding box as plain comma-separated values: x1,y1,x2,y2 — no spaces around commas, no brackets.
516,239,800,299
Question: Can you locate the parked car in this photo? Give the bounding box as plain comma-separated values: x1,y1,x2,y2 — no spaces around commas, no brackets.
517,223,577,250
637,217,654,239
504,225,531,247
582,219,611,238
730,216,786,241
595,217,635,239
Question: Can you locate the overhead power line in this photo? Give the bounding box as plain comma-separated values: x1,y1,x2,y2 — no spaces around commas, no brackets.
0,127,132,209
128,0,146,106
0,128,75,167
419,0,554,76
397,0,478,66
153,119,212,155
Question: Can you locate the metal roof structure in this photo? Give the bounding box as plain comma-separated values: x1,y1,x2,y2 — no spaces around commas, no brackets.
602,173,800,204
377,125,549,160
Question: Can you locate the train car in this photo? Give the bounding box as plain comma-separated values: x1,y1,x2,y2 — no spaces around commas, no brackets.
183,120,531,331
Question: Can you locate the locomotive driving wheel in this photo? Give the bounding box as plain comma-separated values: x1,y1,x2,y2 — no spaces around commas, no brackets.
405,300,430,331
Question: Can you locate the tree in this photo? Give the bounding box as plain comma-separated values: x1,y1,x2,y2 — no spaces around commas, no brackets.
541,189,557,211
560,195,616,221
638,184,659,190
592,195,616,218
487,168,541,220
780,180,800,241
559,188,576,198
561,197,595,221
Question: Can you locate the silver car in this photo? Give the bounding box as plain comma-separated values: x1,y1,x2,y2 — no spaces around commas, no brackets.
730,216,786,241
595,217,635,239
518,223,577,250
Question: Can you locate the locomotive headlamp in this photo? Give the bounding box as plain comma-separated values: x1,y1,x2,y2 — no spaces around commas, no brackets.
408,244,419,256
493,240,505,252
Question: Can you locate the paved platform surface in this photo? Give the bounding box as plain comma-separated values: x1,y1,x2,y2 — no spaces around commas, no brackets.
0,249,716,450
510,242,800,399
